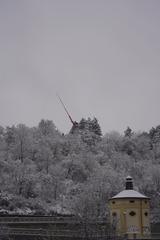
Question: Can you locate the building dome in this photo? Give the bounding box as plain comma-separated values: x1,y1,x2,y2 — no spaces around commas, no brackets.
111,176,149,200
111,189,149,200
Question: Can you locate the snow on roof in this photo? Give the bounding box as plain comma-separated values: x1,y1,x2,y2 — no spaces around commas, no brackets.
111,190,149,199
126,175,132,179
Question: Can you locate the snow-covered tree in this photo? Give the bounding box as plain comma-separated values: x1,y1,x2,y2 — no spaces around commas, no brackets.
124,126,133,138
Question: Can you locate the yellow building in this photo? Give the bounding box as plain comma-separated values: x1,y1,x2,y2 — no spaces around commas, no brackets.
109,176,150,239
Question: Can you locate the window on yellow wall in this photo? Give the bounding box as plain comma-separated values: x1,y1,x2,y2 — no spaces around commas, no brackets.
112,212,117,217
144,212,148,217
129,211,136,216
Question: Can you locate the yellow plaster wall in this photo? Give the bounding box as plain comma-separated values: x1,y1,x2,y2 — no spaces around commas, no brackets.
109,198,150,239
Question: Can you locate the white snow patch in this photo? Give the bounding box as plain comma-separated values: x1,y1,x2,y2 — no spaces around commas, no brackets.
111,190,149,199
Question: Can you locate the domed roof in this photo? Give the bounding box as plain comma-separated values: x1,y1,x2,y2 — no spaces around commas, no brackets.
110,176,149,200
111,189,149,199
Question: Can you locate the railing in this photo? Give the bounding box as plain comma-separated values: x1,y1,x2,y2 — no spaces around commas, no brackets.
0,216,79,223
0,228,113,237
1,227,160,239
0,215,160,240
0,216,107,225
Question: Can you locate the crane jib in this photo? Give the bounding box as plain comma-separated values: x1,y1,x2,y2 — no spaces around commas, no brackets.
57,94,75,125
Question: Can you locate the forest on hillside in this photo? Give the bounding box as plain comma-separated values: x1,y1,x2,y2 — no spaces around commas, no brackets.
0,118,160,221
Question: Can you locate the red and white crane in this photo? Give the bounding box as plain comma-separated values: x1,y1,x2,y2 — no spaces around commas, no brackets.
57,94,78,128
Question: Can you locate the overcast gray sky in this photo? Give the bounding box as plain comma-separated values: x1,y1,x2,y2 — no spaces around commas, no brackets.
0,0,160,134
